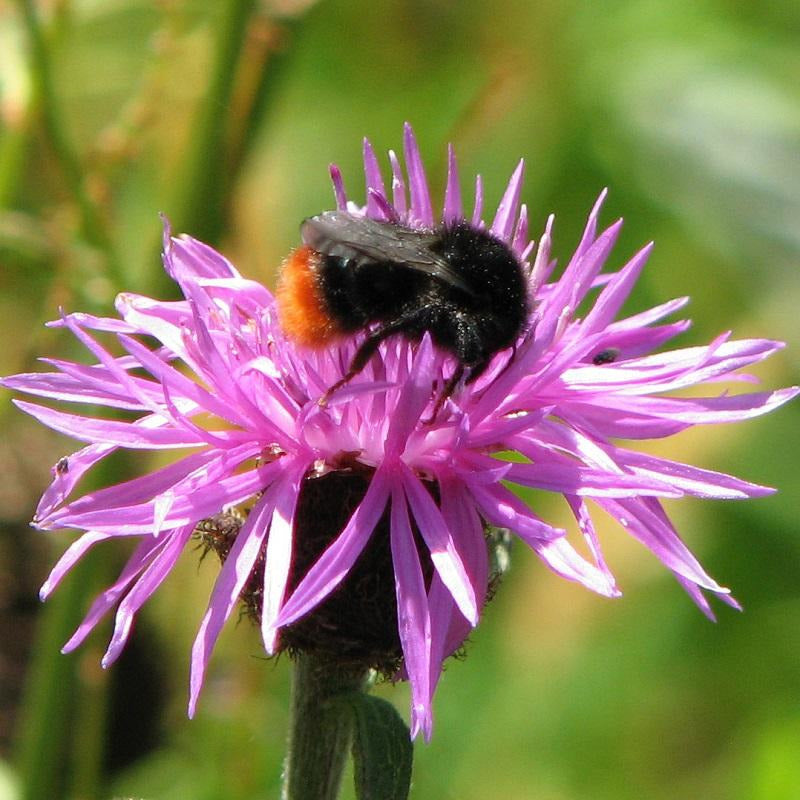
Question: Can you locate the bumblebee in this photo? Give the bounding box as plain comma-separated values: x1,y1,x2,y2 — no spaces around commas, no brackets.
276,211,528,400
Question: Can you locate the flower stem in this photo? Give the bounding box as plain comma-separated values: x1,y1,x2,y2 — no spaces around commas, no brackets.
282,654,368,800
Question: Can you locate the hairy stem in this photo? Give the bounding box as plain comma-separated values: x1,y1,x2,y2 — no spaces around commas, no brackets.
282,654,368,800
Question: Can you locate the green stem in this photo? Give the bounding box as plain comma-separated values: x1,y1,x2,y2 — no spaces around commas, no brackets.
149,0,258,296
16,0,120,283
226,16,301,185
283,654,368,800
172,0,256,240
0,113,31,210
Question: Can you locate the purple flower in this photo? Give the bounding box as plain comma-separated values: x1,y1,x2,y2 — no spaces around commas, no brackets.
3,124,796,740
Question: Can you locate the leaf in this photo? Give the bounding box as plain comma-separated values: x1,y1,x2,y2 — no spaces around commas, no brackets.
345,692,413,800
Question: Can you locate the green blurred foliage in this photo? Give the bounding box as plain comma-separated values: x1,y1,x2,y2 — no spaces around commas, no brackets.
0,0,798,798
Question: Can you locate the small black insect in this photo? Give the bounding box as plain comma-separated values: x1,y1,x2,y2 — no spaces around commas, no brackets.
277,212,528,400
592,347,620,365
55,456,69,475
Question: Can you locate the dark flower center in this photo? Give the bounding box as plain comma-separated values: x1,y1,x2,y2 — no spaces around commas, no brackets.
195,461,512,674
195,464,435,675
281,467,437,673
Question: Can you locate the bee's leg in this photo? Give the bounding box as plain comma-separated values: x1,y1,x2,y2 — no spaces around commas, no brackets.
441,362,465,400
423,362,464,424
318,322,403,406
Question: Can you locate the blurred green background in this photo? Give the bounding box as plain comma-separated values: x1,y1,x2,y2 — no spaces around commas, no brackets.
1,1,799,798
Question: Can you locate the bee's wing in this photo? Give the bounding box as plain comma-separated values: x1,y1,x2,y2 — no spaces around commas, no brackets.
301,211,475,296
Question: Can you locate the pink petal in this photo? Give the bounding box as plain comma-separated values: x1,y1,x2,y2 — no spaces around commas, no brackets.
598,496,728,592
13,400,205,449
573,189,608,261
60,314,160,413
609,296,690,330
103,524,195,666
565,496,616,588
581,242,653,335
611,446,775,499
385,334,436,456
1,369,149,410
512,203,530,258
539,220,623,345
118,334,253,428
403,123,433,226
363,138,388,218
471,174,483,227
46,458,279,536
530,537,620,597
529,213,555,294
274,468,391,629
366,189,396,222
591,320,691,360
260,462,306,653
583,387,799,425
388,150,407,216
114,293,195,368
38,446,235,523
41,531,118,600
490,159,524,243
390,484,433,741
559,402,692,440
189,490,277,717
433,478,489,666
329,163,348,210
61,536,166,652
167,233,242,282
504,461,682,498
468,480,564,543
442,144,462,224
36,443,116,520
400,463,478,625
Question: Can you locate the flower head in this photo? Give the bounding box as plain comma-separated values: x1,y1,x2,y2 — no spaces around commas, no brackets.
3,124,796,739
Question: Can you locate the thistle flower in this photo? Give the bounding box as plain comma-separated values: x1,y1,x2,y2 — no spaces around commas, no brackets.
3,124,795,740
